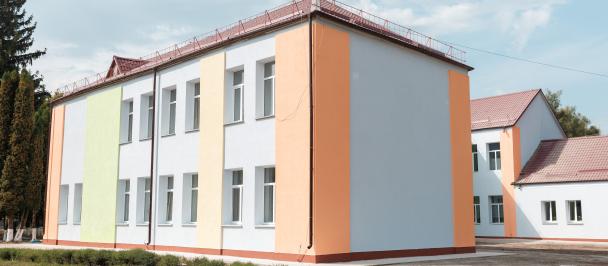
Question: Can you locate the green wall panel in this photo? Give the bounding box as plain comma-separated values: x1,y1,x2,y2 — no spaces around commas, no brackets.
80,87,122,243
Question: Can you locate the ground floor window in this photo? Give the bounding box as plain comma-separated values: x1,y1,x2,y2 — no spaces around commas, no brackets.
542,201,557,223
567,200,583,223
489,195,504,224
473,196,481,224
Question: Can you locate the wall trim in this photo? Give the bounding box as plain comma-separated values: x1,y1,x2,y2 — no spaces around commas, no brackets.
43,240,474,263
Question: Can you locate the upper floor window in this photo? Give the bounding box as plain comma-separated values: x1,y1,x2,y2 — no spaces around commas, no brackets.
233,70,244,123
488,143,501,170
489,195,504,224
472,144,478,172
567,200,583,223
542,201,557,223
140,95,154,140
263,62,275,117
473,196,480,224
193,83,200,130
120,100,134,143
168,89,177,135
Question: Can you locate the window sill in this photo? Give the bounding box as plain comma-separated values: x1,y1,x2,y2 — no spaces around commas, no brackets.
182,223,197,227
139,138,152,142
255,115,275,121
119,141,132,146
254,224,275,229
136,223,150,227
222,224,243,228
542,221,558,225
567,221,584,225
116,223,130,227
224,120,244,127
185,129,199,134
157,223,173,227
73,223,81,226
490,223,504,225
161,133,176,138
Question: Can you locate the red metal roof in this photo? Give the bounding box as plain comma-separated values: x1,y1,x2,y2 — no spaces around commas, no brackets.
471,89,540,131
106,56,149,78
516,136,608,185
53,0,470,104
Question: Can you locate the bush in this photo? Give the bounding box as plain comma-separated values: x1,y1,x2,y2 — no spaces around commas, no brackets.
0,248,252,265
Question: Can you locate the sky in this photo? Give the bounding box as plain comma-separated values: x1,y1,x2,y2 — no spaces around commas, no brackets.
25,0,608,132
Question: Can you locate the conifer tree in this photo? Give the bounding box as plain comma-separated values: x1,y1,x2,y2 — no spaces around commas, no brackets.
0,70,34,241
0,71,19,174
0,0,46,74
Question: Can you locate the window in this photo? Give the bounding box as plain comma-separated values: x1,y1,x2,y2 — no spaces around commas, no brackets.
58,185,69,224
120,100,134,143
231,170,243,223
73,184,82,224
263,62,275,117
489,195,504,224
488,143,501,170
190,174,198,223
165,176,174,223
168,89,176,135
143,178,151,223
183,173,198,224
193,83,200,130
233,71,244,122
542,201,557,223
473,196,481,224
117,180,130,223
567,200,583,223
140,95,154,140
263,167,275,224
472,144,478,172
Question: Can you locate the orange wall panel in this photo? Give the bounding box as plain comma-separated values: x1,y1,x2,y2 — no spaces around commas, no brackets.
275,24,312,254
448,70,475,247
311,21,350,255
500,126,521,237
44,105,65,241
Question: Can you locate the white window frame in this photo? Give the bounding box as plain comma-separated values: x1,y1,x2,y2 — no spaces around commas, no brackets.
473,196,481,224
489,195,504,224
488,143,501,171
472,144,478,172
262,62,275,117
141,95,154,140
233,71,244,123
182,173,199,225
164,176,174,223
567,200,583,224
542,200,557,224
117,180,131,224
58,185,69,225
231,170,243,224
193,83,200,131
144,178,151,223
168,89,177,135
263,167,275,224
190,174,198,223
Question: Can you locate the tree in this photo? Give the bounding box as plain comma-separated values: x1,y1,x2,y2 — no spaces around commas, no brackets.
0,0,46,74
0,71,19,175
0,70,34,241
545,90,601,137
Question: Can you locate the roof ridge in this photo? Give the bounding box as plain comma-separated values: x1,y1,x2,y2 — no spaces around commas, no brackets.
542,135,608,143
471,89,540,102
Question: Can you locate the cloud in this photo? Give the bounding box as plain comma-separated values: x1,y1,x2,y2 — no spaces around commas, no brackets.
344,0,565,49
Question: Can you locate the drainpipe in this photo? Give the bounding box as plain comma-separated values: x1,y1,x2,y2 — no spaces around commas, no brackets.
146,68,158,246
307,8,314,250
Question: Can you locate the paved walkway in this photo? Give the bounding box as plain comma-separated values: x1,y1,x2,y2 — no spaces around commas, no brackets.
477,237,608,252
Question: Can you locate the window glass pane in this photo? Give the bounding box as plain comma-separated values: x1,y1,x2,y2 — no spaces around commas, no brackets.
191,190,198,222
170,90,176,102
148,95,154,108
124,193,130,222
125,180,130,192
194,83,200,96
544,202,550,221
264,79,273,116
193,97,200,130
167,176,174,190
233,87,241,121
166,191,173,222
264,168,275,183
232,188,240,221
264,62,275,78
472,144,477,153
144,192,150,222
489,143,500,151
473,196,479,204
489,152,496,170
491,205,498,223
192,174,198,188
169,103,176,134
496,151,501,170
233,70,243,85
499,205,504,223
473,153,478,172
576,201,582,221
233,170,243,185
147,108,153,139
264,185,274,223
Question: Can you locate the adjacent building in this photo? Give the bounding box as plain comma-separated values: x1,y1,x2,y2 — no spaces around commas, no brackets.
44,0,475,263
471,89,608,241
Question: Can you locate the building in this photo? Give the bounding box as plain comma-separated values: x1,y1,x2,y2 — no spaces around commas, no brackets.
43,0,475,263
471,89,608,241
